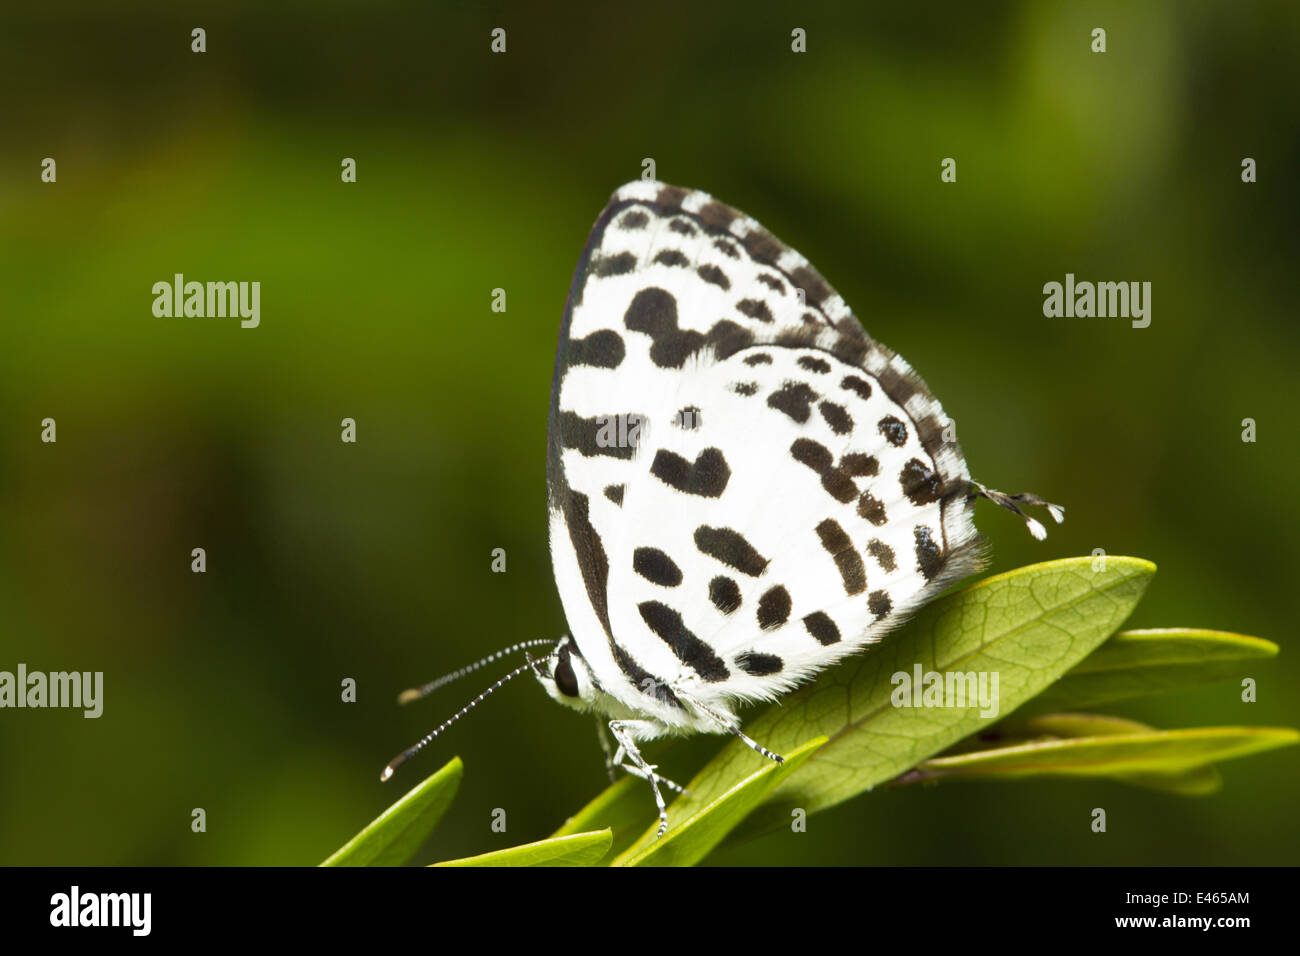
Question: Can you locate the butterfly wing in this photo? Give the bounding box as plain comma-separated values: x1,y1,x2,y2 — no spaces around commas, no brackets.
548,181,983,719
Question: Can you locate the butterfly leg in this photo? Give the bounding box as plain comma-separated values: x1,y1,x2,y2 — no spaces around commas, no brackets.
608,719,674,837
618,762,688,795
684,696,785,765
606,725,687,795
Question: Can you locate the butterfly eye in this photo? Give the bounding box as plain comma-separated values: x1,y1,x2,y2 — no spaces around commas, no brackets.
554,649,580,698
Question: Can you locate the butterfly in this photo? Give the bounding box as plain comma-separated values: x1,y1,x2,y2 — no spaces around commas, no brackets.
383,181,1062,837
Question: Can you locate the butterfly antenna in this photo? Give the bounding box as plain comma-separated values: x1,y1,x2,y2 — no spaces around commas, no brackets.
382,659,541,782
396,639,560,705
969,482,1065,541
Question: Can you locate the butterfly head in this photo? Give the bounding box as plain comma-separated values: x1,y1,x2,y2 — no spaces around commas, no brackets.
531,636,598,711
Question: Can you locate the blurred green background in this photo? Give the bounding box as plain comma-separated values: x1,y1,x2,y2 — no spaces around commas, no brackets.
1,1,1297,865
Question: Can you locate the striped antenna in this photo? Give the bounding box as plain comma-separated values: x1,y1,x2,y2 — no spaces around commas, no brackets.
396,639,560,705
381,653,558,782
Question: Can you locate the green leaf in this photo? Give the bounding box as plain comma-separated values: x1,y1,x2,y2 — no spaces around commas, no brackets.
550,774,648,863
893,724,1299,795
613,736,826,867
902,713,1223,795
1019,628,1277,715
999,712,1155,738
691,555,1155,845
431,830,612,867
320,757,462,867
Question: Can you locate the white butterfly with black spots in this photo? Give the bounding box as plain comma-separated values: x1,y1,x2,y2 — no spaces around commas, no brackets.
384,181,1062,837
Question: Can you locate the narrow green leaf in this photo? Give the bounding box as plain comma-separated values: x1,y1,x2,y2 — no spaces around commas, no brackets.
901,713,1223,795
995,712,1156,739
614,737,826,867
692,556,1155,845
431,829,612,867
896,726,1299,793
1020,628,1277,715
550,774,648,863
320,757,462,867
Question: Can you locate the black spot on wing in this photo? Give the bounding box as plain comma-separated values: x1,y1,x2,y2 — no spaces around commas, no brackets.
818,401,853,435
736,652,783,676
709,576,742,613
713,238,740,259
867,539,897,572
757,273,786,294
566,329,625,369
698,202,738,232
743,353,773,366
737,298,774,323
790,437,833,472
633,547,683,587
877,365,921,410
802,611,841,646
868,590,892,619
705,318,756,358
560,492,610,637
592,252,636,277
558,410,636,459
768,382,817,423
914,525,944,581
637,601,729,682
756,585,792,630
841,453,878,477
697,264,731,290
668,218,697,236
654,249,689,268
815,518,866,595
695,526,769,577
820,471,857,503
841,376,873,401
619,210,649,230
603,484,625,505
656,185,689,207
831,334,870,366
900,458,942,505
745,229,784,263
791,438,859,504
914,414,950,466
798,355,831,374
878,416,908,447
857,491,887,526
650,447,731,498
790,266,832,310
624,287,706,369
732,382,759,396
